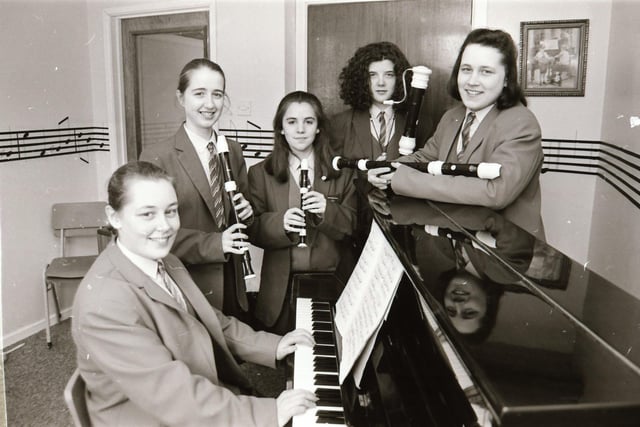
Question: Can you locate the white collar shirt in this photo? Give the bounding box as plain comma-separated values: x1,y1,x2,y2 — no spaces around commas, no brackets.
369,105,395,147
116,239,178,299
184,124,216,178
288,152,315,187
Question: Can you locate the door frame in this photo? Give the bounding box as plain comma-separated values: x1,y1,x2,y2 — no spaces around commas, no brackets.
293,0,488,90
103,0,216,171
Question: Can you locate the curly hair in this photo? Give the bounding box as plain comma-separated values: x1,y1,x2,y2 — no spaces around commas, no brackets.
265,91,340,183
338,42,411,112
447,28,527,109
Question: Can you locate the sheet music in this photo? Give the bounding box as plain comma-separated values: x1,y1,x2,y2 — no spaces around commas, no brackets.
335,222,404,386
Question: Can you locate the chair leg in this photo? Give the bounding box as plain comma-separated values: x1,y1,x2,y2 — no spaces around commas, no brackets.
51,282,62,322
43,271,52,349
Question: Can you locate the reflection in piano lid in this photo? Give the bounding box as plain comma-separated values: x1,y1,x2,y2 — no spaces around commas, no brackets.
375,196,640,426
289,194,640,426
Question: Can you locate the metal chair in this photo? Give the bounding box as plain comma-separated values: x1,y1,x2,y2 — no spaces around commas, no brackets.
64,368,91,427
43,201,111,347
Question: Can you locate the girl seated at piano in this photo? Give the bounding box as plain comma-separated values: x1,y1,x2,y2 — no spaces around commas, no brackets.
247,91,357,335
71,160,317,427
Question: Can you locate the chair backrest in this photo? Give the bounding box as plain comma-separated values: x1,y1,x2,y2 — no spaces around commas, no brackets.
52,202,109,256
64,369,91,427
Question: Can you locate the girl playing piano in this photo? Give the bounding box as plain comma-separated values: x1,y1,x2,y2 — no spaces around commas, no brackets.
72,161,316,426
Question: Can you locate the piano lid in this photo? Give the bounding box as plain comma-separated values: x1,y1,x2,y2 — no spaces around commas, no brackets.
368,193,640,425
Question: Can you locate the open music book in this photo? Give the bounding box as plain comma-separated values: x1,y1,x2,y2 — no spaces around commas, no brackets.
335,222,405,386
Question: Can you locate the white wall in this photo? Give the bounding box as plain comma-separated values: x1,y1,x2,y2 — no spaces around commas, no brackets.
589,0,640,298
0,0,110,345
485,0,612,263
1,0,288,346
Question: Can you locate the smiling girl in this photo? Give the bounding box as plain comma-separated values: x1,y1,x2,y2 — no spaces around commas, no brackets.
72,161,317,426
369,29,545,238
247,91,357,334
140,59,254,318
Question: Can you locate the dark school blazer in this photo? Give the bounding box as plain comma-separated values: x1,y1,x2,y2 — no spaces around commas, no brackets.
247,160,357,327
140,125,251,311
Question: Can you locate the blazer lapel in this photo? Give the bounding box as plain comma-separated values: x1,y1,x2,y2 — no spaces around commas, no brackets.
165,256,252,389
442,106,467,161
462,105,498,161
105,244,186,313
387,112,406,160
353,110,377,159
174,127,218,220
307,166,334,244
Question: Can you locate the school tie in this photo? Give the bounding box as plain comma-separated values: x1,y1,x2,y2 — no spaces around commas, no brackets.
457,112,476,160
207,142,226,229
157,261,187,311
378,111,387,149
454,241,471,270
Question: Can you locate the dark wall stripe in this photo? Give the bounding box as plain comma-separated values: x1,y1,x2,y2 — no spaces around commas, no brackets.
542,138,640,209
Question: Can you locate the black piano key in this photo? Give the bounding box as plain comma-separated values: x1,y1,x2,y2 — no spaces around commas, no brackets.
317,398,343,407
316,411,346,424
316,416,346,424
312,321,333,331
314,357,337,371
315,388,342,399
316,410,345,419
314,346,336,356
311,302,331,310
313,331,334,345
312,311,332,322
315,374,339,386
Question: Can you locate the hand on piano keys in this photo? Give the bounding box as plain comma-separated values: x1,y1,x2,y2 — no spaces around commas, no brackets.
276,328,318,426
292,298,347,426
276,389,318,427
276,328,315,360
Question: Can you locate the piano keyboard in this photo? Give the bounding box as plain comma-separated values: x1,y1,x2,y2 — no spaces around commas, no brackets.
292,298,347,426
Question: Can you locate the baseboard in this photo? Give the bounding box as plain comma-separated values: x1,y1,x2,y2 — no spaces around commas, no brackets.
2,307,73,349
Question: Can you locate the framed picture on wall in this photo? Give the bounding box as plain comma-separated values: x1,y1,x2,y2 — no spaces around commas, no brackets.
519,19,589,96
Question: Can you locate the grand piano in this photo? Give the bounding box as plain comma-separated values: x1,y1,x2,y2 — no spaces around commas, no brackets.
290,192,640,426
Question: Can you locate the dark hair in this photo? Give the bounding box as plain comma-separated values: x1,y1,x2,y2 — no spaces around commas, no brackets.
338,42,411,112
435,268,503,345
265,91,339,182
108,161,174,211
447,28,527,109
177,58,226,93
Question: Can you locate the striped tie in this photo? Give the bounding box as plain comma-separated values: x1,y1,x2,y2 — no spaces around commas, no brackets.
378,111,387,149
207,142,226,229
457,112,476,160
157,261,187,311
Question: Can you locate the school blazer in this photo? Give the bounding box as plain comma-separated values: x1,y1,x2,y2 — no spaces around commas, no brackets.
71,243,281,427
140,126,250,310
247,161,357,327
392,103,545,238
329,108,408,160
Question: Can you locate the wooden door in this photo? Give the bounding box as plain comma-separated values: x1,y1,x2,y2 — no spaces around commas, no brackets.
121,12,209,160
308,0,471,141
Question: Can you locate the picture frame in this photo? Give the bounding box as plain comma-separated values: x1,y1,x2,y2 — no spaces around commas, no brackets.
519,19,589,96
